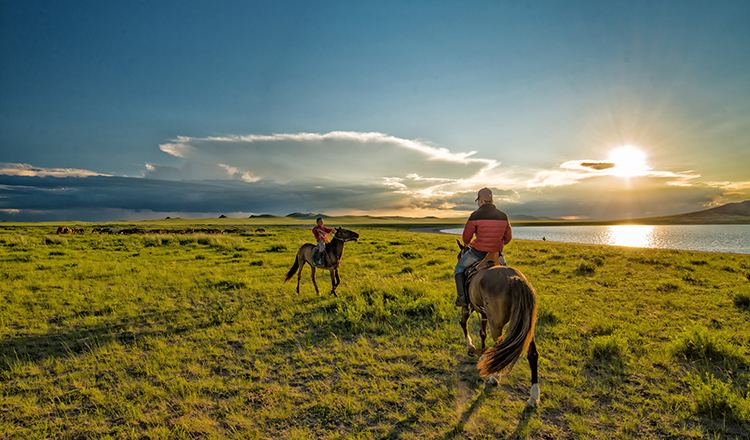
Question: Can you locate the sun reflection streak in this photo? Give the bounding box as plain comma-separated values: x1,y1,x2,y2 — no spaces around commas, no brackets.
606,225,655,248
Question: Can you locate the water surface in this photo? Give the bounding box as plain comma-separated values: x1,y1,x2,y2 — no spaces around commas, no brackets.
441,225,750,255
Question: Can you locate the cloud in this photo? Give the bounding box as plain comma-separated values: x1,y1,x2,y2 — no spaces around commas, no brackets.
1,131,749,222
150,131,497,188
0,163,110,178
524,158,703,190
567,161,617,171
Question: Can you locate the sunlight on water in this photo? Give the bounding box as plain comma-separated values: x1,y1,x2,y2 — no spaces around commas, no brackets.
606,225,655,248
439,225,750,254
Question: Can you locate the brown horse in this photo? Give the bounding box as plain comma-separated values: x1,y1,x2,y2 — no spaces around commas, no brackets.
283,227,360,296
457,241,540,407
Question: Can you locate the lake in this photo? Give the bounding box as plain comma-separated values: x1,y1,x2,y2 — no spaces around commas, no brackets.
441,224,750,255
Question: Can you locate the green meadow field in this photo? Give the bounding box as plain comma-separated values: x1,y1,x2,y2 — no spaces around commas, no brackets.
1,221,749,439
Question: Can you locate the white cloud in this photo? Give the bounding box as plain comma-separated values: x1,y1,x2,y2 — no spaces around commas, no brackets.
147,131,498,192
525,159,703,190
217,164,261,182
0,163,110,178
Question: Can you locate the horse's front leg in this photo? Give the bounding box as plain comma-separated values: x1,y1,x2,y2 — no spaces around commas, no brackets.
527,338,540,407
310,267,320,296
329,269,338,297
460,306,477,355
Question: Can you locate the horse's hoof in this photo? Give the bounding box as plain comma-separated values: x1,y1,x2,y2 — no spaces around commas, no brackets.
487,375,500,386
526,384,540,407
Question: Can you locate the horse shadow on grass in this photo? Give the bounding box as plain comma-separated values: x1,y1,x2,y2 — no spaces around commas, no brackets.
438,381,537,440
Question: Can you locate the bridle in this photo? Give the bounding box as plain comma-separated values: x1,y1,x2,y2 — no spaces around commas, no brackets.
334,235,356,243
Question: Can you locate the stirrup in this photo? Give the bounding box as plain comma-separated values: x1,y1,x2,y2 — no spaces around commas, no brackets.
455,294,467,307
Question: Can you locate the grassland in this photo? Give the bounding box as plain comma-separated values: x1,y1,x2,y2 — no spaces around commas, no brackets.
1,223,749,439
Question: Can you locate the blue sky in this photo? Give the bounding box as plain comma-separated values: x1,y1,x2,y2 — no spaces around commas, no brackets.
1,0,749,222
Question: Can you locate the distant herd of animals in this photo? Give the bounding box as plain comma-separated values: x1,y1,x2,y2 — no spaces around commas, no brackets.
55,226,267,235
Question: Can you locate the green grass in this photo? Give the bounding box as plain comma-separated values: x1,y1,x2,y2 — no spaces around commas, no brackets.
1,224,749,439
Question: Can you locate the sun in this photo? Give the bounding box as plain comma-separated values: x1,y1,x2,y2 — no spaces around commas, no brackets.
608,146,648,177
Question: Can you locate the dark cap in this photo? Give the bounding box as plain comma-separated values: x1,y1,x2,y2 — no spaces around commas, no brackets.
475,187,493,202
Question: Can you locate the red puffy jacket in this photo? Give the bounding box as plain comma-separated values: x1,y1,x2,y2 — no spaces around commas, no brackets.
462,203,512,252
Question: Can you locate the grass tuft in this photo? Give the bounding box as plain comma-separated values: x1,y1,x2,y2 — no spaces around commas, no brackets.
44,235,67,245
657,281,680,292
731,290,750,310
267,244,287,252
671,326,743,366
687,373,749,421
576,261,597,274
590,333,628,360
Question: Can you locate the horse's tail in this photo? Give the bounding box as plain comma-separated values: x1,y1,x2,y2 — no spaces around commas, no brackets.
283,251,301,283
477,275,537,378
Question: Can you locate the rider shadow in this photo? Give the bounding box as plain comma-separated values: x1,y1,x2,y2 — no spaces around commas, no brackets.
441,381,537,440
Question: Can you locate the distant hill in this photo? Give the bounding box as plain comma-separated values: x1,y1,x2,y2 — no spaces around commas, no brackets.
634,200,750,224
285,212,330,220
232,201,750,225
509,214,559,221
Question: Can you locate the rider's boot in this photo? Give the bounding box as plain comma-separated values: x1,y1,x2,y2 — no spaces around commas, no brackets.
455,272,467,307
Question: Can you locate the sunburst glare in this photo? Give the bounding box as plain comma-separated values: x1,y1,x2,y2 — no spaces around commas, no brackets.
608,146,649,177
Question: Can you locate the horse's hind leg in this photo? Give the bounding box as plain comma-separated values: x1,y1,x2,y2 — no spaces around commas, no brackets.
527,338,540,407
310,267,320,296
295,257,305,294
479,314,488,351
461,307,477,355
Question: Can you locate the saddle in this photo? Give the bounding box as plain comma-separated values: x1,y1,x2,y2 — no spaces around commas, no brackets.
464,252,501,288
312,248,327,268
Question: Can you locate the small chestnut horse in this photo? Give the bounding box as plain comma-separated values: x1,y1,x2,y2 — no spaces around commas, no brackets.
283,227,359,296
457,241,540,407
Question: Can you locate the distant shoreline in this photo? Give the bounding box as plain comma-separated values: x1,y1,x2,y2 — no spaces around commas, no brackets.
409,227,454,235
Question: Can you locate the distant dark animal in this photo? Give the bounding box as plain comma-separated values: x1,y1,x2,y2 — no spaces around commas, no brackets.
283,227,359,296
456,240,540,407
56,227,70,235
255,228,266,233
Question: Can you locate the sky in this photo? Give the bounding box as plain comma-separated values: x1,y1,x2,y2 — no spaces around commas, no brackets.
1,0,749,222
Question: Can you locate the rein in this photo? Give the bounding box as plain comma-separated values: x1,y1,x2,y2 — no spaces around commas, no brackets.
333,235,355,243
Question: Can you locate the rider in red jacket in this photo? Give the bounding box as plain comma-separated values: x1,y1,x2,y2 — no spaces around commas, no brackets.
312,217,334,265
454,187,512,306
